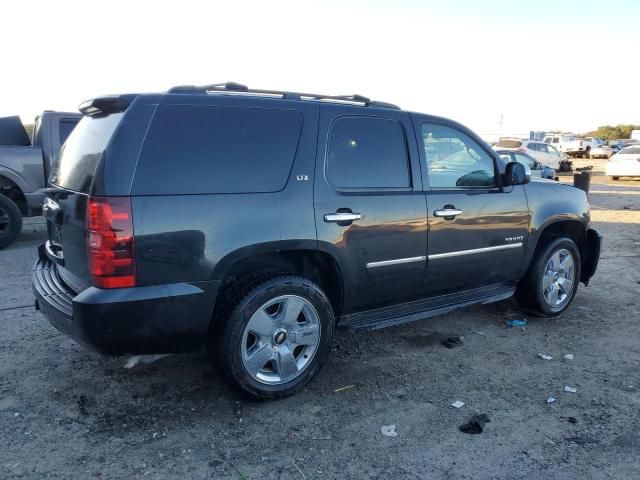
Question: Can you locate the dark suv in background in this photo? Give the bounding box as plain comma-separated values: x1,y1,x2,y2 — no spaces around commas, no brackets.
33,83,601,398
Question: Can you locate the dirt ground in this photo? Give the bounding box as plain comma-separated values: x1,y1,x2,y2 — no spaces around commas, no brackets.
1,174,639,480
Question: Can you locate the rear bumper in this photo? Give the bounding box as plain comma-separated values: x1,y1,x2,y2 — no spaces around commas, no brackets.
581,228,602,286
32,245,219,355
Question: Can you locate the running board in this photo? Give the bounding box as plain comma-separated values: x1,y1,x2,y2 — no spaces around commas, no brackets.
338,283,515,331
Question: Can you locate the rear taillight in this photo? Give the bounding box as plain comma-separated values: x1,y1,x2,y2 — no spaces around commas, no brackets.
87,197,135,288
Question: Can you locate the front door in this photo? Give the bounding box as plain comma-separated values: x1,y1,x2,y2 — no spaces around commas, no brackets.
414,118,529,296
314,107,427,312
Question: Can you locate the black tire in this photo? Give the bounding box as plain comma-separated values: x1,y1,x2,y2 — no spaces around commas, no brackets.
0,194,22,249
516,237,581,318
611,176,620,181
211,275,335,399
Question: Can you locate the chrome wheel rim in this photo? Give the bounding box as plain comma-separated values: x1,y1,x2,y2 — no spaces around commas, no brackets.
542,248,576,307
241,295,321,385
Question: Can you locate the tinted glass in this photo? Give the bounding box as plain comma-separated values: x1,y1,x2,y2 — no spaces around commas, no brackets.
422,124,496,188
496,139,522,148
326,117,410,189
528,143,540,151
51,113,123,193
134,106,303,194
514,153,536,168
621,147,640,155
58,118,79,144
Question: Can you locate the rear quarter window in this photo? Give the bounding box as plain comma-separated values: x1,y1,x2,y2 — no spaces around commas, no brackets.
132,105,303,194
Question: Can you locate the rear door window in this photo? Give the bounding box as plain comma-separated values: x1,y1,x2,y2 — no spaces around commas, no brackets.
50,113,124,193
133,105,303,194
326,116,410,190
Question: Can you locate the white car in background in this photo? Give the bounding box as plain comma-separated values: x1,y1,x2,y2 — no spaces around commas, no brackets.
494,138,562,169
590,144,617,159
606,146,640,180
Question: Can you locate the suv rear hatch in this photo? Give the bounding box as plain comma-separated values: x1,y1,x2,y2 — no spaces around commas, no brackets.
44,101,130,292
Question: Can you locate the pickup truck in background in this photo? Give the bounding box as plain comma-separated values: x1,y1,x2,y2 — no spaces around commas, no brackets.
0,112,80,248
544,134,604,159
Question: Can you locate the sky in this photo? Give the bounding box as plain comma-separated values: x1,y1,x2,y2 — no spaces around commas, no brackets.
1,0,639,136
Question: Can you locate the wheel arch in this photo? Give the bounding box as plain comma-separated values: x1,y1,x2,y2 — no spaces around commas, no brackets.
526,218,592,284
211,241,345,324
0,174,27,215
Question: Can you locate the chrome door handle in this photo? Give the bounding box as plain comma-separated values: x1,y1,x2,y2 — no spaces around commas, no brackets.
434,208,463,217
324,212,362,223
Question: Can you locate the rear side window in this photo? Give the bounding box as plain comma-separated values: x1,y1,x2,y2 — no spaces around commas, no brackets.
326,116,410,190
50,113,123,193
58,118,79,144
133,105,303,194
496,139,522,149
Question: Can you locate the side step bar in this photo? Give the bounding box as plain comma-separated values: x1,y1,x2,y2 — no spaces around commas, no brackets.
338,283,516,331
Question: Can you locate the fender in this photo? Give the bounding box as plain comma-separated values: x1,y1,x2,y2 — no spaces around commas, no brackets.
0,166,32,195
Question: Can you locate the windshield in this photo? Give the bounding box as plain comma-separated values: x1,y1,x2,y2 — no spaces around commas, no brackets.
620,147,640,155
50,113,123,193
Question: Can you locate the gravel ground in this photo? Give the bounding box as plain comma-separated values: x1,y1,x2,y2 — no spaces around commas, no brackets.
1,175,639,479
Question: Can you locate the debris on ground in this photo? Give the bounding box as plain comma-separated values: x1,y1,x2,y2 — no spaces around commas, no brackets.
564,354,574,360
564,386,577,393
124,354,171,369
538,353,553,360
451,400,465,408
334,385,355,393
565,417,578,424
565,436,600,445
459,413,491,434
547,396,556,404
505,319,528,327
381,424,398,437
441,336,464,349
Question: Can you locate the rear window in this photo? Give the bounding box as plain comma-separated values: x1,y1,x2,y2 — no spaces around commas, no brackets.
50,113,123,193
496,139,522,149
58,118,79,144
133,105,303,194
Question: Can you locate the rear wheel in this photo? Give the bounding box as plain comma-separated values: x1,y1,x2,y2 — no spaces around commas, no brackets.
611,176,620,181
0,194,22,249
211,275,335,399
516,237,581,317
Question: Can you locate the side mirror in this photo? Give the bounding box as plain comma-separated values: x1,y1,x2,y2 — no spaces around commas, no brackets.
504,161,531,186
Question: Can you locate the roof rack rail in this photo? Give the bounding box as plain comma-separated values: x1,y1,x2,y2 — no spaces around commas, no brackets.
167,82,400,109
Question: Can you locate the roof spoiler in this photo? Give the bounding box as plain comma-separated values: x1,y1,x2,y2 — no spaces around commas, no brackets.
78,96,130,118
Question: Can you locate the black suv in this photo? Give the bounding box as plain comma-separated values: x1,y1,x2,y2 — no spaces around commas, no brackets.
33,83,601,398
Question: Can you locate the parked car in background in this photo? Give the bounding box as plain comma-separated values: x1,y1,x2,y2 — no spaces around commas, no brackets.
494,138,569,171
495,149,556,180
606,146,640,180
544,133,589,158
32,82,601,399
0,112,80,248
590,144,617,159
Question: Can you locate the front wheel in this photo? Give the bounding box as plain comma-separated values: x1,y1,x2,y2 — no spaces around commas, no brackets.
516,237,581,317
0,194,23,249
212,276,335,399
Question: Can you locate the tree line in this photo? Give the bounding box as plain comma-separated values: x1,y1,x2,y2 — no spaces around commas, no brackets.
585,124,640,141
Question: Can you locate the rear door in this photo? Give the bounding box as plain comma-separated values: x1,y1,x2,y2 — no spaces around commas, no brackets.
44,112,125,290
314,106,427,312
414,117,529,295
